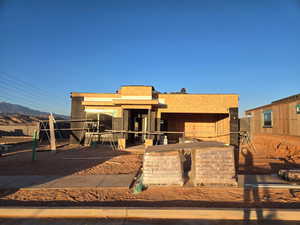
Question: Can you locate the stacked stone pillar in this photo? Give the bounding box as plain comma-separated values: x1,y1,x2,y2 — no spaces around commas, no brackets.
143,150,184,186
191,146,237,186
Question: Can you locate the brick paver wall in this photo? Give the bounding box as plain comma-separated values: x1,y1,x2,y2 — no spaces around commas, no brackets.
143,150,184,186
192,146,237,186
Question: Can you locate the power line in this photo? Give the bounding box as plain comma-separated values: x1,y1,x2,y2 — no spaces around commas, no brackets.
0,81,61,111
0,89,53,112
0,71,70,114
0,72,67,105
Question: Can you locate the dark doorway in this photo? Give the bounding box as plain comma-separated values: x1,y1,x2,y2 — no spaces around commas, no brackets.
127,109,148,145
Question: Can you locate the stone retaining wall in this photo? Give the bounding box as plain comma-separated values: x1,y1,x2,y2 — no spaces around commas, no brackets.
191,146,237,186
143,150,184,186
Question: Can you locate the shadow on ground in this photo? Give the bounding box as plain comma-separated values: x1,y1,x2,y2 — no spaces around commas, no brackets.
0,218,299,225
0,143,141,198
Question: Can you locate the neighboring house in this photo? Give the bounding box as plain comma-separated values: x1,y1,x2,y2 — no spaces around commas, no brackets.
245,93,300,137
70,85,239,147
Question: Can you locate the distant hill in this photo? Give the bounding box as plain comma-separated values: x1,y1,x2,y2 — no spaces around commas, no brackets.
0,102,69,119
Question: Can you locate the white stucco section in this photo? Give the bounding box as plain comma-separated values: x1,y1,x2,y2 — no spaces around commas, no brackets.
158,98,165,104
120,96,152,100
84,96,152,102
85,108,117,116
84,97,118,102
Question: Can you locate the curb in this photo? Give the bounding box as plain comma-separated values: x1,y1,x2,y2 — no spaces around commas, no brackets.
0,207,300,220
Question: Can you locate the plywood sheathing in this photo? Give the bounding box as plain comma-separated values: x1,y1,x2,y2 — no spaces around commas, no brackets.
113,99,158,105
119,86,153,97
157,94,239,115
161,113,230,144
247,100,300,136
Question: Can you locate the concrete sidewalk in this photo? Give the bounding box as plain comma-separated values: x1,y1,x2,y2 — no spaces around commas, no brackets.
0,174,135,189
1,207,300,221
0,174,294,190
237,174,289,186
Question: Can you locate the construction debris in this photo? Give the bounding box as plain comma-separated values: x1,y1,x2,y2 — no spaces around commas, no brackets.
278,169,300,182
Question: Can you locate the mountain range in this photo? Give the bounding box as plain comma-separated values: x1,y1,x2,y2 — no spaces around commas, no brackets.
0,101,68,118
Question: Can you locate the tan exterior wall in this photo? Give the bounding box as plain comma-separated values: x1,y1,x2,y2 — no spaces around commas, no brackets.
72,93,119,98
216,116,230,144
248,99,300,136
119,86,153,97
73,88,238,116
289,101,300,135
162,114,230,144
157,94,238,116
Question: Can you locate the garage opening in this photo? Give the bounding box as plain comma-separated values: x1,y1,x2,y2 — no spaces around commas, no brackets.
160,113,229,144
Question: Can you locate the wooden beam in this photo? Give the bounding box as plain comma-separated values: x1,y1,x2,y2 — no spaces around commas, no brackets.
49,113,56,151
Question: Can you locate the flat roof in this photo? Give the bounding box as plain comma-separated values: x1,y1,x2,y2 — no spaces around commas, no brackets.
71,92,239,96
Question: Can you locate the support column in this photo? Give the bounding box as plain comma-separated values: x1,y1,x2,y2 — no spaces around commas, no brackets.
118,109,126,150
229,107,239,147
156,112,161,145
69,96,85,145
147,109,151,138
123,109,129,139
229,107,239,171
145,108,153,148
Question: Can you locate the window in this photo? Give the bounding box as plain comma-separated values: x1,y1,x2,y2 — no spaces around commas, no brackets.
86,112,112,132
263,110,272,128
296,104,300,114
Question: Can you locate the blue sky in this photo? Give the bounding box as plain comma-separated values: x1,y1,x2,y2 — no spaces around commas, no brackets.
1,0,300,115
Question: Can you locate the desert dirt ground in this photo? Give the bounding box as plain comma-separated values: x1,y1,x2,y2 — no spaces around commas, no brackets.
1,218,299,225
1,186,300,208
0,137,300,208
1,137,299,176
0,143,143,175
238,134,300,174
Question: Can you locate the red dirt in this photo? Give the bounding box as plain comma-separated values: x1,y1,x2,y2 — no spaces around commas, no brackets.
252,134,300,159
1,141,300,208
1,187,300,208
239,134,300,174
0,144,143,176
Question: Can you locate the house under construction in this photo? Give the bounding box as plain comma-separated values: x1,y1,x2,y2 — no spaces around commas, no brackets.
70,85,239,148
